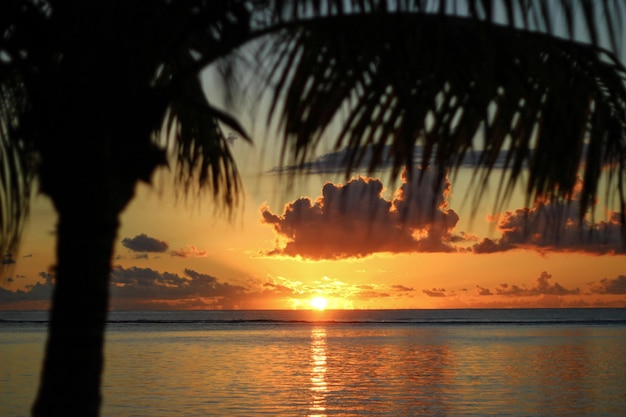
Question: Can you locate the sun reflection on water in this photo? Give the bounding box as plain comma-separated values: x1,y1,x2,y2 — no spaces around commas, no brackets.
309,326,328,417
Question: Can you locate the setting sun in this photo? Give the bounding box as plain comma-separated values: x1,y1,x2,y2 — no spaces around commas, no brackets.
310,296,328,310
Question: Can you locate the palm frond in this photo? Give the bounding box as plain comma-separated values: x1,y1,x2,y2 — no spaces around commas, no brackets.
260,10,626,222
0,77,34,269
159,50,251,212
0,1,41,268
270,0,624,47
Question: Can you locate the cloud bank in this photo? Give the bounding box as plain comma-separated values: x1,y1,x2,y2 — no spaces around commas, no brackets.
471,271,580,297
109,266,246,308
421,271,626,308
1,267,625,309
262,173,626,259
588,275,626,294
473,185,626,255
0,272,54,307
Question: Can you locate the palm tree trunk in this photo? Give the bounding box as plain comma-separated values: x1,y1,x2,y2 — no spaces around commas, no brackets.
32,207,119,417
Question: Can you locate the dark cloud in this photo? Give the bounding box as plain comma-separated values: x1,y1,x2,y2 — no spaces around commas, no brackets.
476,286,493,296
263,172,625,259
108,266,249,309
471,237,515,254
392,284,415,292
423,288,451,297
0,272,54,304
494,271,580,297
110,266,246,302
270,144,515,175
121,233,169,253
261,170,467,259
472,180,626,255
0,266,262,309
589,275,626,294
354,287,391,300
121,234,208,259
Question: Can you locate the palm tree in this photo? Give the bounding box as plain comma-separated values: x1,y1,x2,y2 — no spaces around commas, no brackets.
1,1,625,416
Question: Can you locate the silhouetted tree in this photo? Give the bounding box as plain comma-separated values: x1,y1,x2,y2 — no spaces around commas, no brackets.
1,1,625,416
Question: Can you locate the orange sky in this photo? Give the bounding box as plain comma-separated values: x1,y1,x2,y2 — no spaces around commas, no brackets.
1,65,626,311
1,135,625,310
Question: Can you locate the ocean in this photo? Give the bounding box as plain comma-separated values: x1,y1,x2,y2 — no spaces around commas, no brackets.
1,309,625,416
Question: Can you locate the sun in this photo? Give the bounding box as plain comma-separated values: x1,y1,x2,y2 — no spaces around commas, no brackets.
310,296,328,311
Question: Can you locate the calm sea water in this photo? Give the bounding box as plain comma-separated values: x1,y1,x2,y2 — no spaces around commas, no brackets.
1,309,626,416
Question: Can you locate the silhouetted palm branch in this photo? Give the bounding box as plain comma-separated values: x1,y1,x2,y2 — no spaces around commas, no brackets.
0,0,40,263
0,79,34,260
158,50,251,210
260,2,626,224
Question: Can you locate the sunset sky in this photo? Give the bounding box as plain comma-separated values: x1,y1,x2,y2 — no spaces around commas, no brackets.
1,72,626,311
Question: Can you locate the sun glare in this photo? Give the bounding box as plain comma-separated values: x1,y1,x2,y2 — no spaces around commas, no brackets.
310,296,328,310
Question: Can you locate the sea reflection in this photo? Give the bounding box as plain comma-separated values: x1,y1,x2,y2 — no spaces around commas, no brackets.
309,326,328,417
69,321,626,416
4,310,626,417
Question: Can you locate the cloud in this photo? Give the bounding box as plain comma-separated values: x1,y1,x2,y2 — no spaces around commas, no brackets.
121,234,210,259
110,266,245,299
261,279,298,297
473,180,626,255
490,271,580,297
0,272,54,304
254,274,409,309
423,288,452,297
263,172,624,258
354,285,391,299
1,266,249,310
392,284,415,292
170,245,209,258
109,266,248,309
270,144,515,175
121,233,169,253
475,286,493,296
588,275,626,294
261,170,467,259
